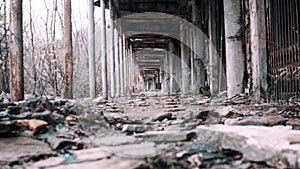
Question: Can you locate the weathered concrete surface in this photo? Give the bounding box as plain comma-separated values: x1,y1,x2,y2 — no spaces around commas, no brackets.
92,135,140,146
47,156,144,169
196,125,300,168
135,130,193,143
0,137,53,166
28,157,66,169
103,142,157,158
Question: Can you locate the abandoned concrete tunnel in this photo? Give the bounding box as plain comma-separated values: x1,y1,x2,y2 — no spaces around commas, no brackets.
91,0,300,101
1,0,300,168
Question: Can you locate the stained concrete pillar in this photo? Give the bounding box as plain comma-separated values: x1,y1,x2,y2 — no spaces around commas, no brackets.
88,0,96,99
168,41,175,94
119,36,124,96
122,34,127,95
191,0,203,94
109,0,115,98
114,29,120,97
250,0,268,100
164,51,170,93
209,0,220,96
100,0,108,99
223,0,245,98
180,23,190,94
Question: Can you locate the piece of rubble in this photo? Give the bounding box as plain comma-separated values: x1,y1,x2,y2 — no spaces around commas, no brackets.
165,107,185,112
72,147,111,161
64,115,78,125
135,130,196,143
92,135,139,146
152,113,173,122
214,106,241,117
104,142,157,158
235,115,288,126
17,119,48,133
196,125,300,168
0,120,27,135
122,124,149,133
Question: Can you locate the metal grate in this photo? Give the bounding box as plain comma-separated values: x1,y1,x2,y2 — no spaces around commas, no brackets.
267,0,300,100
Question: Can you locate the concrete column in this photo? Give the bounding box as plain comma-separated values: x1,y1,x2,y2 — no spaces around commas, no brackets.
209,0,220,95
100,0,108,99
119,36,124,96
180,23,190,94
146,79,149,91
164,51,170,93
122,34,127,95
223,0,245,98
109,0,115,98
129,45,133,94
114,29,120,97
168,41,175,94
88,0,96,99
250,0,268,100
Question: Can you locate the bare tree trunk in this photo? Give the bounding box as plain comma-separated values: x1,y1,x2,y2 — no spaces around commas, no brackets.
29,0,37,95
63,0,73,99
0,0,9,93
9,0,24,101
51,0,59,96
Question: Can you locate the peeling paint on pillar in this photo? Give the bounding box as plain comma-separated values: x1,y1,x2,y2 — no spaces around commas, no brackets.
250,0,268,100
9,0,24,102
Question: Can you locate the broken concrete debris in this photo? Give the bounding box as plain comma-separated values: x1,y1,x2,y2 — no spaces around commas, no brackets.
0,93,300,168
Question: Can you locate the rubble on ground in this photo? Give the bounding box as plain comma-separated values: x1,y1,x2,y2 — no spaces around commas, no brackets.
0,93,300,168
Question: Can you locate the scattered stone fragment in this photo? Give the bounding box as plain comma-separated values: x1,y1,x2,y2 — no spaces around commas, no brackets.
104,142,157,158
236,115,288,126
135,131,195,143
64,115,78,125
122,124,149,133
0,120,27,135
17,119,48,133
187,153,202,167
72,147,111,161
165,107,185,112
196,125,300,168
92,135,138,146
152,113,173,122
214,106,240,117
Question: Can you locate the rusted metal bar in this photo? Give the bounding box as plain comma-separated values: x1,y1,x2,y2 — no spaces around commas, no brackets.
267,0,300,100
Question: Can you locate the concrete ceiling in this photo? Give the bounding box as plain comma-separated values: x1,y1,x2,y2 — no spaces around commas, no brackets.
94,0,189,78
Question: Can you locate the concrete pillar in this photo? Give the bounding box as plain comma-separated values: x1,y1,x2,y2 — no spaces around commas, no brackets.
122,34,127,95
180,23,190,94
114,29,120,97
119,36,124,96
209,0,220,95
100,0,108,99
164,51,170,93
146,79,149,91
168,41,175,94
88,0,96,99
250,0,268,100
223,0,245,98
109,0,115,98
